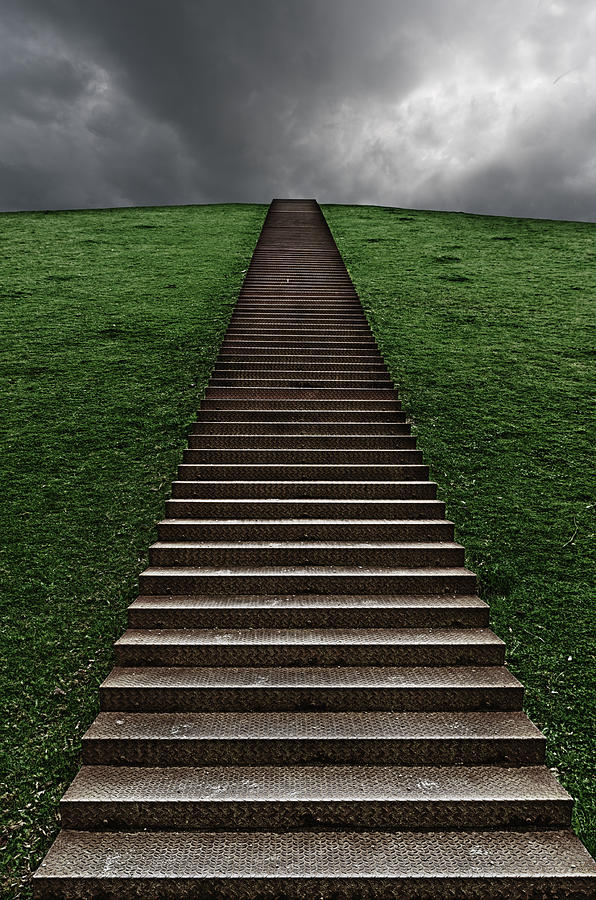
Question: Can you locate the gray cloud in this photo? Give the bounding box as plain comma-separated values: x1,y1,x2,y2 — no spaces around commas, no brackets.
1,0,595,219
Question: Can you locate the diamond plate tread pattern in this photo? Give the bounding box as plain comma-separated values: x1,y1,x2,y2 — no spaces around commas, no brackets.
116,627,501,646
103,665,519,689
84,710,545,742
33,831,596,897
65,765,570,804
99,665,523,712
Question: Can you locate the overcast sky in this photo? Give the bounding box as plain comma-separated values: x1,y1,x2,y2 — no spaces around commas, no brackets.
2,0,596,220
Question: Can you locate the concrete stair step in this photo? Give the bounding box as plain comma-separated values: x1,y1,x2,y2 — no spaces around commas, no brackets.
182,446,421,464
61,764,569,831
200,398,401,410
213,365,388,373
81,710,545,766
212,371,391,381
100,665,521,712
210,378,393,388
224,326,372,334
194,409,404,421
205,387,396,401
128,594,490,630
165,498,446,519
217,353,385,363
34,829,596,898
186,434,412,449
156,519,454,543
147,541,466,568
114,627,503,668
233,305,365,312
189,421,409,434
219,342,381,352
138,566,476,597
182,444,418,460
226,319,367,324
170,480,432,500
212,361,390,371
175,464,427,482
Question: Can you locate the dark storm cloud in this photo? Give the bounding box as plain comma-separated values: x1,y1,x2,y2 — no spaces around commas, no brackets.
1,0,595,219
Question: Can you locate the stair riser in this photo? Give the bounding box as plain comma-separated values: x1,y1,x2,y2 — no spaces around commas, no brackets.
224,327,373,335
165,500,446,519
205,388,396,401
200,400,401,410
212,364,390,372
61,797,570,833
170,481,432,499
182,450,419,464
176,464,428,481
100,685,522,714
186,436,411,449
190,423,408,434
212,367,390,375
228,318,370,326
194,410,404,421
31,874,596,900
216,355,386,364
82,737,545,767
156,522,453,542
231,308,366,315
128,603,489,631
237,293,359,299
211,373,391,382
219,343,381,353
209,379,393,389
148,547,466,567
138,573,477,596
114,645,502,669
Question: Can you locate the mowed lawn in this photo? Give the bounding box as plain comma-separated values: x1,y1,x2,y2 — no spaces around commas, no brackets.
324,203,595,854
1,200,594,896
0,203,267,898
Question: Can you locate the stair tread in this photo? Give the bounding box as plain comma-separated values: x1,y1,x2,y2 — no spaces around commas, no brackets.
140,565,475,576
150,541,463,550
35,829,596,881
85,710,543,742
103,665,520,689
131,593,487,610
159,519,452,526
63,764,569,803
167,498,441,504
116,628,502,647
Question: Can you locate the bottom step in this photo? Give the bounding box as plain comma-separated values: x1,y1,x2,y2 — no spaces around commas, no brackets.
34,829,596,899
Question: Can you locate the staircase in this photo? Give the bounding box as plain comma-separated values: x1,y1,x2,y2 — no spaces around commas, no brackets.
34,199,596,897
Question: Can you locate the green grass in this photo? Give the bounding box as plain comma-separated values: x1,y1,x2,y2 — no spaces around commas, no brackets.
323,203,595,853
0,203,266,898
1,200,594,896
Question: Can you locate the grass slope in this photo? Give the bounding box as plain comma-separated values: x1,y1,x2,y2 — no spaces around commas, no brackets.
0,203,266,898
324,203,595,854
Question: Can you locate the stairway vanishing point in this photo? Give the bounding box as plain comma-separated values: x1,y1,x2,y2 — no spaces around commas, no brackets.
34,199,596,897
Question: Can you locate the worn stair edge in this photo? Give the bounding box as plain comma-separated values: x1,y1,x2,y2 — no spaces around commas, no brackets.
127,593,490,629
100,665,522,712
33,829,596,900
60,764,571,831
113,626,504,668
81,710,546,767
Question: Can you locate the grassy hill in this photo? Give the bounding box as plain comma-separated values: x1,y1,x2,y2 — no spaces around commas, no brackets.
1,201,594,897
